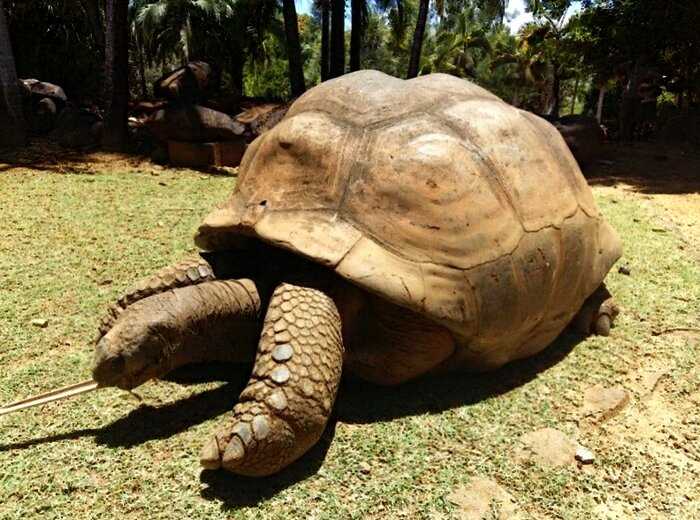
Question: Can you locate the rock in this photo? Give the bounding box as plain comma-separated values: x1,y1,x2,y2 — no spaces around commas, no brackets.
235,102,290,138
447,478,522,520
659,112,700,148
31,97,57,134
515,428,577,468
146,105,245,143
153,61,220,103
575,445,595,464
553,115,604,169
51,106,103,149
31,318,48,328
204,92,242,116
21,79,68,107
151,145,169,165
167,139,246,168
582,384,630,421
618,265,631,276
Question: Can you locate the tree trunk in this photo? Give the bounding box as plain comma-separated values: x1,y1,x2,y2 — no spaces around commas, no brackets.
320,1,330,81
350,0,363,72
329,0,345,78
570,76,579,115
396,0,405,35
407,0,429,79
546,69,561,117
0,0,26,147
620,62,641,141
596,86,606,123
282,0,306,97
102,0,130,151
229,55,244,96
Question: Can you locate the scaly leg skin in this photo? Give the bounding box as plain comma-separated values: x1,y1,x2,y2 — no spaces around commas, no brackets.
200,283,344,477
573,283,620,337
97,257,216,340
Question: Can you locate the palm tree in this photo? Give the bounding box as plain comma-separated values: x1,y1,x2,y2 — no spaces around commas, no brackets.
374,0,406,48
102,0,130,151
329,0,345,78
80,0,105,50
408,0,505,79
136,0,277,94
129,0,150,99
406,0,428,78
424,8,491,76
0,0,25,147
281,0,306,96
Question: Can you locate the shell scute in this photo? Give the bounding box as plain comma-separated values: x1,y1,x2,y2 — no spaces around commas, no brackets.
196,71,622,365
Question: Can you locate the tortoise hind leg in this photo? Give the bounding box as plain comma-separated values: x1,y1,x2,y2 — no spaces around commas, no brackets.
572,283,620,337
201,283,344,477
343,296,456,386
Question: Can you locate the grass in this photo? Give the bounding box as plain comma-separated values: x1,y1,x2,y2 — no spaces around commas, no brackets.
0,149,699,519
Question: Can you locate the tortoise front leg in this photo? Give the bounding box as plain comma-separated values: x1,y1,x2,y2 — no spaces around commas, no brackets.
97,256,216,340
200,283,344,477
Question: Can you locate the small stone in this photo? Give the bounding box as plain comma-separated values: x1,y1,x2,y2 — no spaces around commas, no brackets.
31,318,48,328
270,365,291,384
447,477,523,520
272,344,294,362
252,415,270,440
582,384,630,421
358,462,371,475
618,265,631,276
515,428,577,468
575,445,595,464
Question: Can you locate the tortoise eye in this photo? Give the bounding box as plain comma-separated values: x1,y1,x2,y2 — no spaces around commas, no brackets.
279,140,293,150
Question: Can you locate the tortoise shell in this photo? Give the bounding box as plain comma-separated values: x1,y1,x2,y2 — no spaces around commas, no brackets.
196,70,622,368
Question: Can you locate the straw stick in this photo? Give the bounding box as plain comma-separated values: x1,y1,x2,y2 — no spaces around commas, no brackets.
0,380,100,416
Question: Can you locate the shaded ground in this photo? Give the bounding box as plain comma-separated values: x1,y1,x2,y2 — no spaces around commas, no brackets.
0,142,698,519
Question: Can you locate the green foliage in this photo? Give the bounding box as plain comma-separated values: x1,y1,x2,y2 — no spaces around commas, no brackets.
4,0,699,125
4,0,103,102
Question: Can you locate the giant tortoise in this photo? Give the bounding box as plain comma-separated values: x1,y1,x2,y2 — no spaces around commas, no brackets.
91,70,622,477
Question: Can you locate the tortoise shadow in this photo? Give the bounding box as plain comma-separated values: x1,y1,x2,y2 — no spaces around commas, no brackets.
336,330,584,425
0,330,584,509
199,330,585,510
0,363,250,453
199,419,337,507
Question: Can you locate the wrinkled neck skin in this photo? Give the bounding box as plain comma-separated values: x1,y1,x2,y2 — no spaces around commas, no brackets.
203,246,367,353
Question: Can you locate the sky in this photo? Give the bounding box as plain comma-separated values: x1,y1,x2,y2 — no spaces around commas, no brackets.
296,0,582,35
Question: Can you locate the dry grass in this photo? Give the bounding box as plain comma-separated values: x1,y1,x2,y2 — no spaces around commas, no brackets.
0,144,698,519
